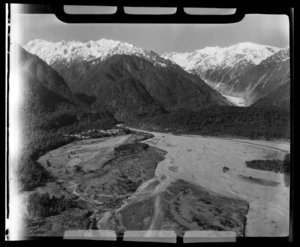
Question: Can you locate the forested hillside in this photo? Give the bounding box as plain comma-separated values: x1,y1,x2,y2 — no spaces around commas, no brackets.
129,106,290,140
13,45,117,191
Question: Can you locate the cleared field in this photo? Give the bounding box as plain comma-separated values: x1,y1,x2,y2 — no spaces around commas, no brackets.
25,132,166,236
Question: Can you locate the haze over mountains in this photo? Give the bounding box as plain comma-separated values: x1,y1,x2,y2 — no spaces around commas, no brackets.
23,39,290,117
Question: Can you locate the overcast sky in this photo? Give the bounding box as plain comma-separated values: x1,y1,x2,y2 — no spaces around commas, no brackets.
11,12,290,55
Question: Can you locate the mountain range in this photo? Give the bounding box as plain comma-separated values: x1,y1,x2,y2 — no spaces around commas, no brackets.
162,42,290,107
23,39,290,117
24,39,230,120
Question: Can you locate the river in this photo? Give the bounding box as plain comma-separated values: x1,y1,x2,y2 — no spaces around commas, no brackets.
126,127,290,237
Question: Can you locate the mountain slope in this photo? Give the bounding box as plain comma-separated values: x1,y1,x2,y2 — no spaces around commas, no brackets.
162,43,289,106
24,39,231,120
16,44,80,130
79,54,230,113
12,44,118,191
162,42,280,84
24,39,176,90
14,44,117,131
223,48,290,105
252,82,290,109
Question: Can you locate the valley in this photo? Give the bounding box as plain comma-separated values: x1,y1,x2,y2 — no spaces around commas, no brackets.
10,35,291,240
162,44,290,107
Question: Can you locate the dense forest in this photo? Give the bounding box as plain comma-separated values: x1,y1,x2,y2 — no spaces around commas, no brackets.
18,104,290,191
128,106,290,140
26,192,76,218
246,154,290,174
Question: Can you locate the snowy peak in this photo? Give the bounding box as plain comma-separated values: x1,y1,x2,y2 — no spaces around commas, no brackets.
260,47,290,65
162,42,282,72
224,42,280,64
162,42,289,106
24,38,171,68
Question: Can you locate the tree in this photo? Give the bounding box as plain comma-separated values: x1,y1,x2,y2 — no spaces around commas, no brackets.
283,153,290,174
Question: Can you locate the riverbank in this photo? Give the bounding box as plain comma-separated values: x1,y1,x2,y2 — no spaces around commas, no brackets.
22,131,165,236
22,126,290,237
129,127,290,237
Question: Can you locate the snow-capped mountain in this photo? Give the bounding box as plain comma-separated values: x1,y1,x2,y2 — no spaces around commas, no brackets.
162,42,289,106
23,39,231,120
223,48,290,106
24,39,173,68
162,42,280,70
24,38,184,94
259,47,290,65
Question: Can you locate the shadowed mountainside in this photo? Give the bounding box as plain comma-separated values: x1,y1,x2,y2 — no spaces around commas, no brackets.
223,49,290,105
252,82,290,109
24,40,232,120
12,44,117,191
71,54,230,113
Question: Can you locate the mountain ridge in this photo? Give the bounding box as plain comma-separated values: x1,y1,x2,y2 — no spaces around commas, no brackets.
162,42,290,106
24,39,231,120
24,38,178,69
162,42,283,71
13,43,117,132
23,39,290,109
222,48,290,105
